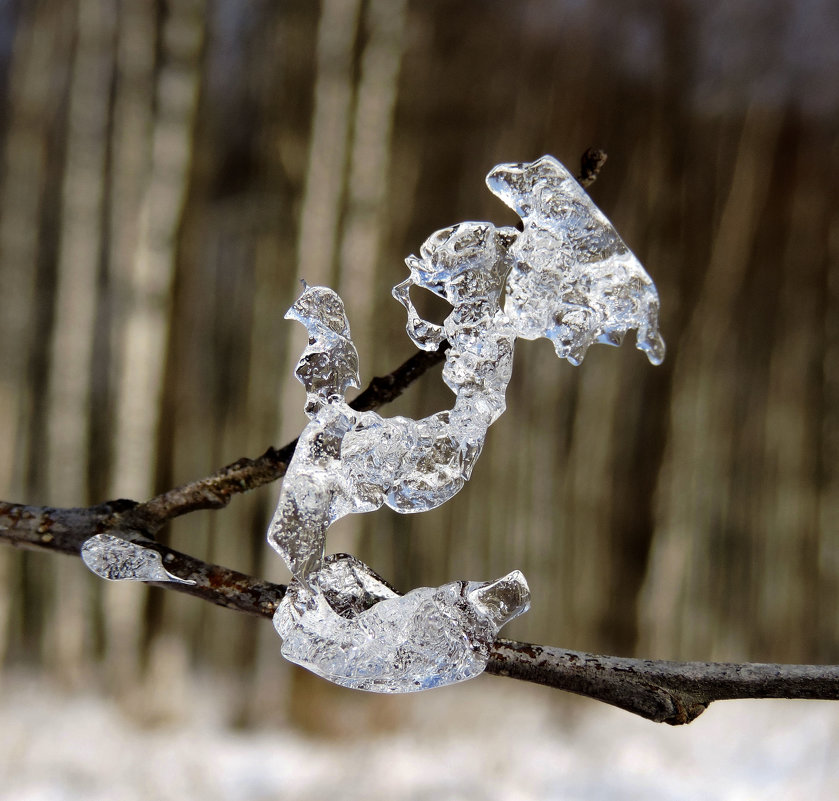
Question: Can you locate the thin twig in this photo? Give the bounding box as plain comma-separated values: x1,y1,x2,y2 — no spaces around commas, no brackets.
2,499,838,725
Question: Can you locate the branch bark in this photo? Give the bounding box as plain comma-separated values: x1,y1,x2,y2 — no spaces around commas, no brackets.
577,147,608,188
2,498,838,725
486,640,839,725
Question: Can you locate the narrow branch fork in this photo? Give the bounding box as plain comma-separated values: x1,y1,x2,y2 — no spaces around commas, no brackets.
128,343,449,534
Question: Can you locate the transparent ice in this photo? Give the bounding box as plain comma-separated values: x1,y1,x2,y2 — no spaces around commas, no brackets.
77,155,663,693
487,155,665,366
268,155,664,692
81,532,195,584
275,554,530,692
268,223,517,583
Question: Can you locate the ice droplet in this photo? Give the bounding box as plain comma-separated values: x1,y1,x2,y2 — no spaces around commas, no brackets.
81,533,195,584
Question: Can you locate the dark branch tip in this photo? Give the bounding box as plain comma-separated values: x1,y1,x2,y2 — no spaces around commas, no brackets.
577,147,608,188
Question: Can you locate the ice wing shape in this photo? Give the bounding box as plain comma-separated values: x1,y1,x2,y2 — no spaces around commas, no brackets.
81,532,195,584
487,155,665,366
274,554,530,692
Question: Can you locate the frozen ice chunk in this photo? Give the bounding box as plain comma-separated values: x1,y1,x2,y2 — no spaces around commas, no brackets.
393,221,517,423
487,155,665,366
274,554,530,692
81,532,195,584
267,155,664,692
270,230,517,583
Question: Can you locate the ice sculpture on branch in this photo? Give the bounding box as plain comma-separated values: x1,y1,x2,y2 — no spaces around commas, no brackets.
80,155,664,694
487,156,664,366
267,155,664,693
268,223,517,583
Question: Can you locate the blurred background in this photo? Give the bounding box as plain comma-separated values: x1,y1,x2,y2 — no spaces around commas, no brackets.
0,0,838,789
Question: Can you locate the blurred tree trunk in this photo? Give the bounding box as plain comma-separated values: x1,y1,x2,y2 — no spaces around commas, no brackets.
0,0,75,672
105,0,205,710
44,0,114,685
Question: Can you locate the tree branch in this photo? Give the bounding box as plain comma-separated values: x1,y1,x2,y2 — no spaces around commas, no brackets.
486,640,839,725
0,500,284,616
2,499,838,724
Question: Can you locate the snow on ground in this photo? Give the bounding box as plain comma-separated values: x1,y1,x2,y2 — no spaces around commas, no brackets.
0,671,837,801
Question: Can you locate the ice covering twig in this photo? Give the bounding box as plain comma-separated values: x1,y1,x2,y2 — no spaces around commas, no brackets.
119,343,449,535
261,155,665,691
1,499,838,724
4,149,836,718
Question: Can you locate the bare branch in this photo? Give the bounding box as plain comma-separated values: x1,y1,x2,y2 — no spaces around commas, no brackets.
486,640,839,725
0,500,135,555
2,499,838,724
0,500,284,616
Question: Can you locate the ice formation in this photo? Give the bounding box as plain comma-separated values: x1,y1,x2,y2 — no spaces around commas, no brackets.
81,532,195,584
268,223,516,583
267,155,664,692
487,156,665,366
80,155,664,694
275,554,530,692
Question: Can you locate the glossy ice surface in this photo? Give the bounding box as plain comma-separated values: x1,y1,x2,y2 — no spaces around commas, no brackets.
81,155,663,693
268,222,517,584
81,532,194,584
487,155,665,366
267,156,663,692
275,554,530,692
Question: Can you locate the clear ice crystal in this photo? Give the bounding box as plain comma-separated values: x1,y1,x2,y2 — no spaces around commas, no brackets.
274,554,530,692
74,155,663,694
81,532,195,584
487,155,665,366
268,155,664,692
269,223,518,585
285,284,360,415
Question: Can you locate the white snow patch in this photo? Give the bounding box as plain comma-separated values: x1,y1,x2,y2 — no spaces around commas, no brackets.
0,672,836,801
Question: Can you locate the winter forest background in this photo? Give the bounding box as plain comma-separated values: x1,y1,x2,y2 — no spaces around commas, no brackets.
0,0,838,777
